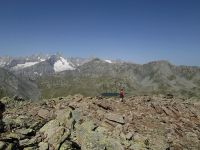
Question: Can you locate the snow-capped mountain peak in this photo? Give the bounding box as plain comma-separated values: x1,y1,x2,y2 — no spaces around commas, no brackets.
54,57,75,72
0,54,119,78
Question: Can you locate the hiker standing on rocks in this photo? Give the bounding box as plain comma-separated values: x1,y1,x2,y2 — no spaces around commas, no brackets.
119,88,125,102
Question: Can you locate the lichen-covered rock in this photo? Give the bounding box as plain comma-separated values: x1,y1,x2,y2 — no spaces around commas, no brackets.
76,121,124,150
6,132,26,140
0,97,11,105
16,128,34,136
38,142,48,150
39,120,60,136
39,119,71,150
23,147,35,150
0,141,6,150
55,108,76,131
59,141,73,150
19,135,40,148
72,110,81,123
129,143,145,150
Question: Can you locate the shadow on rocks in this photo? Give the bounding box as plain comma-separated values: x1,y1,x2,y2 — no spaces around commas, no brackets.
0,101,5,132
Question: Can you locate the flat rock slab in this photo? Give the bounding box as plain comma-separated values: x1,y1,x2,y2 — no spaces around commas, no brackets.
105,113,125,124
16,128,34,136
38,109,50,119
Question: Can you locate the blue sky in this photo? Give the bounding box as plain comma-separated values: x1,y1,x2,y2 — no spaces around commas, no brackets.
0,0,200,66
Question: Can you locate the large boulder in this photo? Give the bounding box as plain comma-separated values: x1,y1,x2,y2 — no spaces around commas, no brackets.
55,108,76,130
39,120,71,150
0,141,6,149
76,121,124,150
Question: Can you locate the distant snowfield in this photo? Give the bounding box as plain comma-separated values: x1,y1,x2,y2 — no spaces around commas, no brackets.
0,61,6,67
40,59,46,62
104,60,112,63
38,57,46,62
12,62,39,70
54,57,75,72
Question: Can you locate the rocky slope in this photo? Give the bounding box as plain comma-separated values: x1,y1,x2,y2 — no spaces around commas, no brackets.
0,94,200,149
0,68,40,100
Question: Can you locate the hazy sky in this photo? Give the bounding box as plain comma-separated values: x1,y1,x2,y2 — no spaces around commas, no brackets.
0,0,200,66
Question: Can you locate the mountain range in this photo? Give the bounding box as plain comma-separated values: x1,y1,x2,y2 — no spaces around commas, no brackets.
0,54,200,100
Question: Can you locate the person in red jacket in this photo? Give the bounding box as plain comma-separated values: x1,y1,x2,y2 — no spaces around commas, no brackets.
119,88,125,102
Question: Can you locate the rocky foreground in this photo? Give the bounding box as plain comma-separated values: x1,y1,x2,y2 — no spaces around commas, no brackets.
0,95,200,150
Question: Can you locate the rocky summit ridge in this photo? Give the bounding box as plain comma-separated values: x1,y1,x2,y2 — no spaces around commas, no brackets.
0,94,200,150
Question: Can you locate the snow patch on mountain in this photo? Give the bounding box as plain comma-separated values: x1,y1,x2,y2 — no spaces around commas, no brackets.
54,57,75,72
0,61,6,67
105,60,112,63
12,62,39,70
40,59,46,62
0,56,11,67
38,57,46,62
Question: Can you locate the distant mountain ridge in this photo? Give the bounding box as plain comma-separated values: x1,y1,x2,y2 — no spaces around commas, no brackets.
0,54,200,99
0,54,96,78
37,58,200,99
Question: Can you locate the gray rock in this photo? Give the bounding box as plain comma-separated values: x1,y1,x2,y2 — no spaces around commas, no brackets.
23,147,35,150
39,142,49,150
39,120,60,135
0,97,10,105
4,143,14,150
129,143,145,150
39,120,71,150
76,121,124,150
6,132,26,140
55,108,76,130
72,110,81,123
19,139,29,147
129,133,146,150
0,141,6,150
105,113,125,124
3,115,29,130
19,136,39,147
55,109,72,123
16,128,34,135
126,132,133,140
60,141,73,150
38,109,50,119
